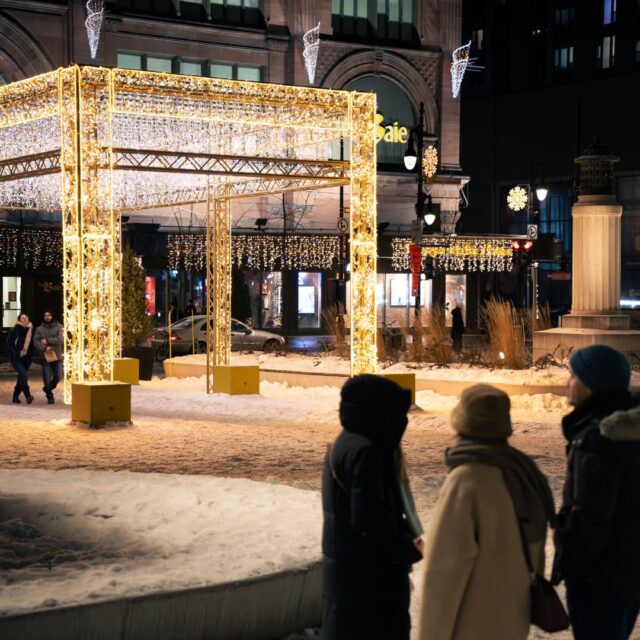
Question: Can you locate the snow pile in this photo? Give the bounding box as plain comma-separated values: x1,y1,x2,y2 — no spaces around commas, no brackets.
0,469,321,616
136,378,340,425
176,351,629,387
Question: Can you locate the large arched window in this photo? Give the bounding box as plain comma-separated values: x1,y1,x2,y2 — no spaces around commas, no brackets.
345,75,416,167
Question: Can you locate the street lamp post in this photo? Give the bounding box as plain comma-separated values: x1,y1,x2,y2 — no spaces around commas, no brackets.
527,165,548,313
403,102,434,320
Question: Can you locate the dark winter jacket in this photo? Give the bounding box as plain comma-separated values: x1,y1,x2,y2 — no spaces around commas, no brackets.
33,320,64,361
322,376,417,640
451,307,465,338
6,323,34,363
553,391,640,590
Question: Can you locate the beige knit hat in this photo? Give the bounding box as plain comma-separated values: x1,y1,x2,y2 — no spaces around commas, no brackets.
451,384,512,439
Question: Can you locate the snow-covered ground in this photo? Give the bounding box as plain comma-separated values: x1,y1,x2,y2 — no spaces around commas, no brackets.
178,351,640,388
0,368,619,639
0,469,320,616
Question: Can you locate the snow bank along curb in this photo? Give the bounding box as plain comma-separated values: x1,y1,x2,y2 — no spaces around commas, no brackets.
0,563,322,640
163,358,569,397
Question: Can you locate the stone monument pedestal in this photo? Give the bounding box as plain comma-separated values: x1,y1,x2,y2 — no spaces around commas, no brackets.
532,143,640,362
533,318,640,361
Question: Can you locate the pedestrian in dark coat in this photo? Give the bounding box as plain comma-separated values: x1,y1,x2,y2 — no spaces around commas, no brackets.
6,313,34,404
322,374,423,640
451,305,464,353
33,310,64,404
553,345,640,640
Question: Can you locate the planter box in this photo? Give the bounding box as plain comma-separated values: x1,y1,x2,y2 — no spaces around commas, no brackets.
122,347,154,380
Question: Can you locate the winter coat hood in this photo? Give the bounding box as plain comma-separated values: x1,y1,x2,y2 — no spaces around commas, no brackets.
339,374,411,450
599,396,640,441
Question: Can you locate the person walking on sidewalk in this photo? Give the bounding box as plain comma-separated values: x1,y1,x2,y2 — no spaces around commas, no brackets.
553,345,640,640
322,374,423,640
418,384,555,640
6,313,35,404
33,310,64,404
450,305,465,354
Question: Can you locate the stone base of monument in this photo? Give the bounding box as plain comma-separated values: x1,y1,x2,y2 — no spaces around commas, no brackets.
533,314,640,362
561,314,631,330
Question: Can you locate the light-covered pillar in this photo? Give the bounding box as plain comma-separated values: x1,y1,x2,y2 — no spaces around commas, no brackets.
349,91,377,376
60,66,118,403
206,185,232,394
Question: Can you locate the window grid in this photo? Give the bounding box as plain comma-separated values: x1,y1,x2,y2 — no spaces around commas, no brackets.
603,0,617,24
597,35,616,69
116,52,262,82
332,0,416,41
471,28,484,51
553,46,574,70
554,7,575,27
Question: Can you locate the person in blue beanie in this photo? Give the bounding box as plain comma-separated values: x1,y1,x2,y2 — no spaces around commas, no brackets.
552,345,640,640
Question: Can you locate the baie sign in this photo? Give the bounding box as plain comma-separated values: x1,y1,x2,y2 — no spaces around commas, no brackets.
375,113,409,145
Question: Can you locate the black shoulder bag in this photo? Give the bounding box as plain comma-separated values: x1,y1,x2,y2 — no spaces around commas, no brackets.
515,516,570,633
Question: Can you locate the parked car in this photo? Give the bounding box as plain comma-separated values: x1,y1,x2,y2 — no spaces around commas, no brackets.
151,316,285,357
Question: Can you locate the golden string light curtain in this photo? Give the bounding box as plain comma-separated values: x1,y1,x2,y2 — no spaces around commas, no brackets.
168,232,341,272
391,236,514,272
0,227,63,269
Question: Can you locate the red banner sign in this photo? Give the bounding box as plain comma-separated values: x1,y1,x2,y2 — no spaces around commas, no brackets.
145,276,156,316
409,244,421,297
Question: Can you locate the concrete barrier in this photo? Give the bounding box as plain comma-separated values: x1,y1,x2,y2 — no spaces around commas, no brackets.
163,359,569,397
0,562,321,640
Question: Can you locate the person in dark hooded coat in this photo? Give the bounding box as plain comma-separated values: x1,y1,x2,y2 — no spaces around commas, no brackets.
552,345,640,640
322,374,423,640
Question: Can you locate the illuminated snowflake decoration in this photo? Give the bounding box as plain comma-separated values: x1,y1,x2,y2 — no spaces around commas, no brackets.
423,145,438,179
303,23,320,84
85,0,105,59
507,186,528,212
451,41,471,98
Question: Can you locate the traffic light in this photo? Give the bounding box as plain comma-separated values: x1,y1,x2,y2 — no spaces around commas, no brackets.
512,239,535,262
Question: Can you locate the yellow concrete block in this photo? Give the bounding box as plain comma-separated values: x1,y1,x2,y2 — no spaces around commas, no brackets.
72,382,132,427
113,358,139,385
379,373,416,405
214,365,260,395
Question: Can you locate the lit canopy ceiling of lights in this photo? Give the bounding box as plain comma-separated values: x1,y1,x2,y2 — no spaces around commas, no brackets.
0,66,377,397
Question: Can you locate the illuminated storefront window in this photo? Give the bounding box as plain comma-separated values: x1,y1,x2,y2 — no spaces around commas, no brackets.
245,271,282,329
352,273,432,328
298,272,322,329
445,274,466,327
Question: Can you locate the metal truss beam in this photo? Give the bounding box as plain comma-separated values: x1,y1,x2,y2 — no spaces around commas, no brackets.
112,149,348,182
0,151,60,182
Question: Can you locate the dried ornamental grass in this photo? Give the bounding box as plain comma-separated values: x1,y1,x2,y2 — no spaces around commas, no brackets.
321,303,348,358
481,297,526,369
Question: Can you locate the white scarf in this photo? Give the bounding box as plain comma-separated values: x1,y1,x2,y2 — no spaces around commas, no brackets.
19,320,33,358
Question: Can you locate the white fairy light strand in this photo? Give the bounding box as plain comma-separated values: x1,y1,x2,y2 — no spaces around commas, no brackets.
303,23,321,84
85,0,105,59
451,41,471,99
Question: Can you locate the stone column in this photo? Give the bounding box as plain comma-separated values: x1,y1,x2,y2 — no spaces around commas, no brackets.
562,143,628,330
571,194,622,315
533,142,640,359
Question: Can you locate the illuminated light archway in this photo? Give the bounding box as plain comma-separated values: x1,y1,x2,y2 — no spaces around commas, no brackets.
0,66,378,400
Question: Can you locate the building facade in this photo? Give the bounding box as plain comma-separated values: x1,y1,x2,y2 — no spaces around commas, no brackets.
0,0,470,336
461,0,640,316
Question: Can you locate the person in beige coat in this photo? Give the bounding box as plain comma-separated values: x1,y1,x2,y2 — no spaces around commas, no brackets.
417,384,556,640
